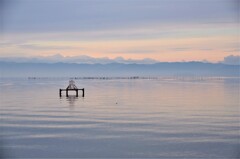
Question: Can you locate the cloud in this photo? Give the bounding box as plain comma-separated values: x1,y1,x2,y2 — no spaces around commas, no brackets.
225,49,239,52
18,44,81,50
221,55,240,65
170,47,191,52
109,49,156,54
1,0,237,33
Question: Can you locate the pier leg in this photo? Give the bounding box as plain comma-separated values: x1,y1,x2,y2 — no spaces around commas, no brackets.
59,89,62,97
76,90,78,97
82,88,85,97
66,90,68,97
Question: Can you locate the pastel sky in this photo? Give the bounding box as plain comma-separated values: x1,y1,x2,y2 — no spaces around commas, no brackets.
0,0,239,62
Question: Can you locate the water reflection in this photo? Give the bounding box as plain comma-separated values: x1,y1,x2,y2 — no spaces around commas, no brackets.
59,95,78,109
66,95,78,107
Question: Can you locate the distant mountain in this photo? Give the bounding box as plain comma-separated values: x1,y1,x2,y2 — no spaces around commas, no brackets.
0,54,158,64
0,61,239,77
221,55,240,65
1,54,239,65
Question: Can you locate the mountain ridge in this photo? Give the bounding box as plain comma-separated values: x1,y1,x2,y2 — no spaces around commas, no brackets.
1,61,239,77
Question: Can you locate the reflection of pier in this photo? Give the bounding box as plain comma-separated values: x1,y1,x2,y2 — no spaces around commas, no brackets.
67,95,77,107
59,80,84,97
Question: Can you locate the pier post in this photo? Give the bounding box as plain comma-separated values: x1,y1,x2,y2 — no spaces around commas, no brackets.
76,90,78,97
59,89,62,97
66,90,68,97
82,88,85,97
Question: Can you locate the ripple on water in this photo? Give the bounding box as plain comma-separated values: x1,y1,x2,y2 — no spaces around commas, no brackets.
0,78,239,158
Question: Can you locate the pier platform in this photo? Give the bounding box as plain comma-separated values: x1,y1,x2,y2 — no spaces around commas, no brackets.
59,80,84,97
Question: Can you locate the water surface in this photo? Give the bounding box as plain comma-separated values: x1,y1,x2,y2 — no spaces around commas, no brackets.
0,77,239,158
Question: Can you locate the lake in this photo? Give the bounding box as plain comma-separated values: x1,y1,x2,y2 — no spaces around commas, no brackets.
0,77,239,158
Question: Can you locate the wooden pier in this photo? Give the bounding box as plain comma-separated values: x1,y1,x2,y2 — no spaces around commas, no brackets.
59,80,84,97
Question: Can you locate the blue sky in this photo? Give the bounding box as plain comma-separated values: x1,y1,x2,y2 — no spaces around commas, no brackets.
0,0,239,62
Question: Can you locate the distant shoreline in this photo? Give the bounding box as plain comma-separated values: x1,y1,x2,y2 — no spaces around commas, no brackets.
26,76,240,80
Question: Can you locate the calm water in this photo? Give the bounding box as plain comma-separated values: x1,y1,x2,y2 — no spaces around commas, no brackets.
0,77,239,158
